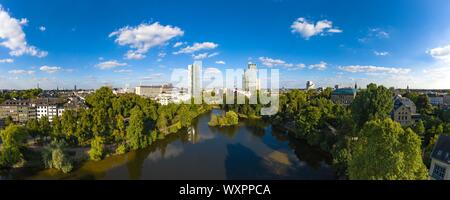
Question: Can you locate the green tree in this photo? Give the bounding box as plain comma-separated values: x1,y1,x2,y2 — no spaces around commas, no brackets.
89,136,105,161
42,140,73,173
0,125,28,168
26,118,41,139
91,108,109,137
225,111,239,125
416,95,433,115
126,107,149,150
412,120,426,137
61,110,78,140
296,105,322,144
112,114,126,142
348,118,428,180
39,116,51,140
85,87,115,109
75,109,92,145
351,83,393,128
4,116,14,127
52,115,63,139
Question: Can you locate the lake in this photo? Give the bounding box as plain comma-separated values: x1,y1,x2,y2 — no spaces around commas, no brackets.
3,110,336,180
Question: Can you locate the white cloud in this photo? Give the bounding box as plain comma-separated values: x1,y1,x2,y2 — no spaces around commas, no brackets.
0,6,48,57
109,22,184,60
114,69,133,73
259,57,293,67
374,51,390,56
95,60,128,70
174,42,218,54
173,42,185,48
370,28,390,39
0,58,14,63
8,69,34,75
339,65,411,74
296,63,306,68
40,65,61,73
192,52,219,60
359,28,390,43
158,52,167,58
193,53,208,60
309,61,327,70
208,52,219,58
290,17,342,40
39,26,46,32
216,60,226,65
125,50,146,60
427,45,450,62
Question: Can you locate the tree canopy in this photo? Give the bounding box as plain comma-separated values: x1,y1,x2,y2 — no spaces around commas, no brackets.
348,118,428,180
351,83,393,128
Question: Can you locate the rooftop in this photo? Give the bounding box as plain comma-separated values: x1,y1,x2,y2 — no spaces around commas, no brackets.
431,135,450,164
332,88,357,95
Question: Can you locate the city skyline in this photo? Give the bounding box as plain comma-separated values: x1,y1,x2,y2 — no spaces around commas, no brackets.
1,0,450,90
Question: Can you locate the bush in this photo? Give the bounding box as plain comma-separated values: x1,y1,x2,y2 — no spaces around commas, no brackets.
115,143,127,155
0,147,23,169
41,140,73,173
89,136,105,161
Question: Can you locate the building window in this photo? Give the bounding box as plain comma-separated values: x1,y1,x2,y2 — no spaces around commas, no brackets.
432,164,446,180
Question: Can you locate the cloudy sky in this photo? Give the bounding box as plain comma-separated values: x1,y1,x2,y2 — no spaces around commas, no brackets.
0,0,450,89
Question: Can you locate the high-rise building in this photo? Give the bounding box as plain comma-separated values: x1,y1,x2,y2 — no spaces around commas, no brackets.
243,63,260,91
188,61,202,102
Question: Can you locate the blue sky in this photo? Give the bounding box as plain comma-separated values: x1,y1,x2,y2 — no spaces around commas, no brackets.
1,0,450,89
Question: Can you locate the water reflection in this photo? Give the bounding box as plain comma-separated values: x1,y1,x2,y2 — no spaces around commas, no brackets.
9,110,335,180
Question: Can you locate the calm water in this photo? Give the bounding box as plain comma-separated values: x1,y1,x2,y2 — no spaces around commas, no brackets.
4,110,336,180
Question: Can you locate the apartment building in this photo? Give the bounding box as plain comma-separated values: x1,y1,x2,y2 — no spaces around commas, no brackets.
0,99,36,124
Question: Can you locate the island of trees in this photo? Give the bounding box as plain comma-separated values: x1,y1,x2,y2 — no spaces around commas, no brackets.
208,111,239,127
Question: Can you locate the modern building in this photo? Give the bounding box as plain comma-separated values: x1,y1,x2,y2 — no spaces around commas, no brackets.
306,81,315,90
331,88,357,106
188,61,203,102
429,135,450,180
391,95,420,127
33,98,65,122
0,99,36,124
242,63,260,92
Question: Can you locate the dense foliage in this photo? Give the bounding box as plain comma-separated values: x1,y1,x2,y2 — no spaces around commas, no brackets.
42,140,74,173
1,87,210,171
0,125,29,168
348,118,428,180
209,111,239,127
0,89,43,104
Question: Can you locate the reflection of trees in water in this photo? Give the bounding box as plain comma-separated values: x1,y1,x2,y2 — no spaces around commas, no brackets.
125,132,187,179
270,126,332,169
209,126,240,139
243,119,266,138
287,137,332,169
225,143,275,179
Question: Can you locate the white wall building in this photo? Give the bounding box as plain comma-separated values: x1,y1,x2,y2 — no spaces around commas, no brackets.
36,104,64,122
33,98,65,122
